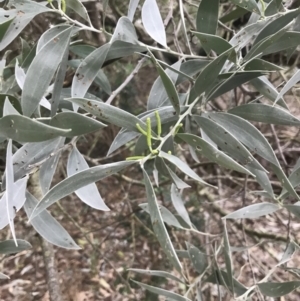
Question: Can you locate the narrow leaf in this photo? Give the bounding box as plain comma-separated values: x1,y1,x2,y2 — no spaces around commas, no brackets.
223,202,280,219
111,16,139,44
206,112,278,165
140,203,183,229
128,0,140,21
0,272,9,279
191,48,233,100
177,133,254,176
71,43,110,100
143,169,182,271
30,161,135,219
51,42,69,116
275,69,300,105
228,103,300,125
142,0,167,46
148,60,181,110
22,26,73,116
0,115,70,142
223,222,234,293
5,139,17,244
278,242,298,266
0,176,28,231
24,192,80,249
159,150,215,187
186,242,208,275
149,52,180,114
196,0,219,35
192,32,234,58
258,281,300,297
50,112,106,137
171,184,192,227
39,138,65,195
132,280,191,301
66,0,91,22
193,115,266,172
254,8,300,45
67,147,110,211
251,76,288,108
67,98,148,133
167,166,191,190
245,59,283,71
0,1,50,51
128,268,184,283
10,138,62,183
229,0,260,14
0,239,31,255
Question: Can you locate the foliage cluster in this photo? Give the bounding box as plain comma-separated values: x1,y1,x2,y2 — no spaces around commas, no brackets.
1,0,300,299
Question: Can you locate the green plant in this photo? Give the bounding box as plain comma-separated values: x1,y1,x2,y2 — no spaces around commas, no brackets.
1,0,300,299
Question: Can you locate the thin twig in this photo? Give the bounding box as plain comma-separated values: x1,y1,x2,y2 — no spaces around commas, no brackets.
106,57,147,105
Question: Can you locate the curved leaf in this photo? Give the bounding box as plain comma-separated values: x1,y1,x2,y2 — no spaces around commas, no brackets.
186,242,208,275
254,8,300,45
128,0,140,21
22,26,73,116
258,281,300,297
141,0,167,46
139,203,183,229
71,43,110,100
229,0,260,14
149,52,180,114
111,16,139,44
67,147,110,211
190,47,233,101
223,202,280,219
170,184,192,227
196,0,219,35
143,169,182,271
193,115,266,172
177,133,254,176
250,76,288,108
30,161,135,219
67,98,148,133
128,268,184,283
0,115,70,142
159,150,215,187
228,103,300,125
0,177,28,231
66,0,91,22
39,138,65,195
24,192,80,250
0,239,31,255
207,112,298,199
37,24,71,53
275,69,300,105
10,138,63,183
0,1,51,51
148,60,181,110
50,112,106,137
193,32,233,57
132,280,191,301
206,112,278,165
